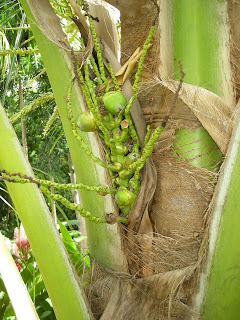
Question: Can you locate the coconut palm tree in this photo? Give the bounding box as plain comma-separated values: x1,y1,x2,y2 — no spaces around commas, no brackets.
0,0,240,319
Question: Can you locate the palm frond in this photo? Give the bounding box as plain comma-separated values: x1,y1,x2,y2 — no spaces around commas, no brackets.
1,13,26,106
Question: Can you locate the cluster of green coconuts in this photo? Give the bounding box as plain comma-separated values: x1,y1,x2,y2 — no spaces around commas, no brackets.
77,90,140,215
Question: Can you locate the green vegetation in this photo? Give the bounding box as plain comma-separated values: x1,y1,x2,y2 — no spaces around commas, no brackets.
0,0,239,319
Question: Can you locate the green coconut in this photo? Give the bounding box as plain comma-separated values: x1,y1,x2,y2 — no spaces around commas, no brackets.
102,91,127,115
115,189,136,207
77,111,97,132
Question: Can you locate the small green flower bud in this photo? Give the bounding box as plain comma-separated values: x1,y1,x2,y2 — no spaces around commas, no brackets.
77,111,97,132
102,119,117,130
115,190,136,207
115,143,128,155
111,162,122,172
119,169,133,180
129,179,141,192
103,113,118,130
103,91,127,115
121,204,132,216
111,154,125,166
134,180,141,192
115,177,129,188
115,130,129,143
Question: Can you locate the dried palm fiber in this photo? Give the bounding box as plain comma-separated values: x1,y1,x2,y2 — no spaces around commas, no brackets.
141,78,234,155
83,259,197,320
139,75,232,247
124,72,229,258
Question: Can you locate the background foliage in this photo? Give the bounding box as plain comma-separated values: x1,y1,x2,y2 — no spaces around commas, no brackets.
0,0,76,239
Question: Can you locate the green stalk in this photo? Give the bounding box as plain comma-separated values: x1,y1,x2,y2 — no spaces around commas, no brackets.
172,0,233,104
0,102,92,320
171,0,232,170
173,127,222,171
173,1,219,94
195,108,240,319
19,0,127,271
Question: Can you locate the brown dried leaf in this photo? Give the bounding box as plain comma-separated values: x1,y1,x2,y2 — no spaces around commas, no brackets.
97,44,151,90
115,44,152,85
127,158,157,232
160,79,234,155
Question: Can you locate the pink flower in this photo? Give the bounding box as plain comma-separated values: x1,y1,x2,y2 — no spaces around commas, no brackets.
13,224,30,262
15,260,22,271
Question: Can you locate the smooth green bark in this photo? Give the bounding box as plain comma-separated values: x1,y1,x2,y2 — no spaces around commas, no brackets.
173,127,222,171
172,0,233,104
200,113,240,318
172,0,220,94
171,0,230,170
0,103,91,320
